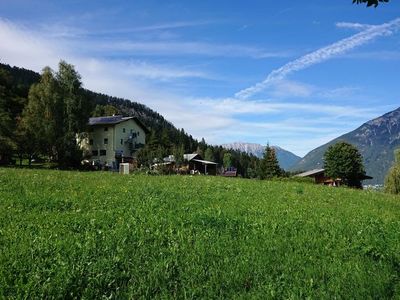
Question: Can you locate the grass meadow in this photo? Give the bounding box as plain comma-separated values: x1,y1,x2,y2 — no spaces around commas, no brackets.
1,168,400,299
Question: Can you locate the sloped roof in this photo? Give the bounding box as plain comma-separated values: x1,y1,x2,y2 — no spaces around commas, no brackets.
88,115,150,133
192,159,217,165
184,153,201,161
295,168,325,177
295,168,373,180
89,115,127,125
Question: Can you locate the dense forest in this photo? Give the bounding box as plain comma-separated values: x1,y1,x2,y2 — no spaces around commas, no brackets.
0,61,286,178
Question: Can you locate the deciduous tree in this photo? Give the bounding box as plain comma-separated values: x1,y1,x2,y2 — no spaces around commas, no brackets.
223,152,232,168
353,0,389,7
22,67,59,159
0,68,18,162
21,61,93,167
204,147,214,162
384,149,400,194
324,141,366,188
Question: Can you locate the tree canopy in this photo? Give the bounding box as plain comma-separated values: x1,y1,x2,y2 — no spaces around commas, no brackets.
259,144,282,179
324,142,366,188
384,149,400,194
0,61,261,176
353,0,389,7
20,62,94,167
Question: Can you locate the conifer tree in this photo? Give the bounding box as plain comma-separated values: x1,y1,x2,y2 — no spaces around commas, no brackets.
172,144,184,166
259,144,282,179
160,128,171,156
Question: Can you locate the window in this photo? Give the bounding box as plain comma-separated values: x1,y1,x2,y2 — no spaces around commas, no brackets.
100,150,106,156
123,128,126,133
104,127,108,131
130,129,133,133
120,139,123,145
104,138,108,145
137,131,140,136
89,139,93,145
92,150,98,156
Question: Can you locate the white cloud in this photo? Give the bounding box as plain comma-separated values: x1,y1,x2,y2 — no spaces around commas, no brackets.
236,18,400,99
39,20,216,38
268,80,315,98
0,18,66,71
0,17,395,157
335,22,374,31
0,18,214,81
99,20,216,34
81,40,288,59
80,59,213,81
194,97,379,118
318,86,361,98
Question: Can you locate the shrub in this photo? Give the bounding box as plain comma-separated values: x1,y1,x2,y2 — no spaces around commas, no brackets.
384,152,400,194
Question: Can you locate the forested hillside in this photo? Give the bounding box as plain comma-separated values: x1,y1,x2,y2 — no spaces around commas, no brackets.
0,62,261,177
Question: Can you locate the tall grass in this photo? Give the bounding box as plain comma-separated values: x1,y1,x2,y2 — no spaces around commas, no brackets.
1,168,400,298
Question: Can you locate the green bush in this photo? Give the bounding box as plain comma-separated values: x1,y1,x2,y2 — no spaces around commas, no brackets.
384,149,400,195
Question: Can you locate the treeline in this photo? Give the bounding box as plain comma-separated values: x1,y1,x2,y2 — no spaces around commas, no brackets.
0,61,285,178
1,61,94,167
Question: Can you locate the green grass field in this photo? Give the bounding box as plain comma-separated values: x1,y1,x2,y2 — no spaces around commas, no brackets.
1,168,400,299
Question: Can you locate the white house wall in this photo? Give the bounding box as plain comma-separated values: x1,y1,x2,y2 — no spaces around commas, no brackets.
83,119,146,166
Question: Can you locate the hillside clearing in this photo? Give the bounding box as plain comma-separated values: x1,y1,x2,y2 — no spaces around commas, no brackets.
1,169,400,298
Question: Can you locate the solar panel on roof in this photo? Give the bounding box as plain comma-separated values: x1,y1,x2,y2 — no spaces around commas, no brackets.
89,115,123,125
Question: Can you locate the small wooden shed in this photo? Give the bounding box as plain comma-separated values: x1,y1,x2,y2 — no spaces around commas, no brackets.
183,153,218,175
296,168,373,187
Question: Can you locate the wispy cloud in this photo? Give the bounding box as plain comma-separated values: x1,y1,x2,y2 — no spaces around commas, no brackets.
0,17,396,156
96,59,214,80
83,40,288,58
342,50,400,60
27,18,290,59
103,20,215,34
267,80,315,98
318,86,361,99
195,97,380,118
0,18,215,81
235,18,400,99
41,20,217,38
335,22,374,31
0,18,65,70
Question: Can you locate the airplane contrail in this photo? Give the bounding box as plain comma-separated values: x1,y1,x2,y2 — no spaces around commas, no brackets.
235,18,400,99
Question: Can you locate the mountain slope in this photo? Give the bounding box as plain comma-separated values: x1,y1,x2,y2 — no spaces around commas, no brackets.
1,62,262,177
222,142,301,170
0,62,195,150
292,107,400,184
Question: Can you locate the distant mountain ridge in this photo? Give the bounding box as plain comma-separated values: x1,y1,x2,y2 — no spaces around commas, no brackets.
221,142,301,170
291,107,400,184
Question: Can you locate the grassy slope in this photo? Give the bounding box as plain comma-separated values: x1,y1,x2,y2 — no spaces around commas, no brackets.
1,169,400,299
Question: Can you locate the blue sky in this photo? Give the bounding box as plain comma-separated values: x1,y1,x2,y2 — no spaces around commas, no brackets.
1,0,399,156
